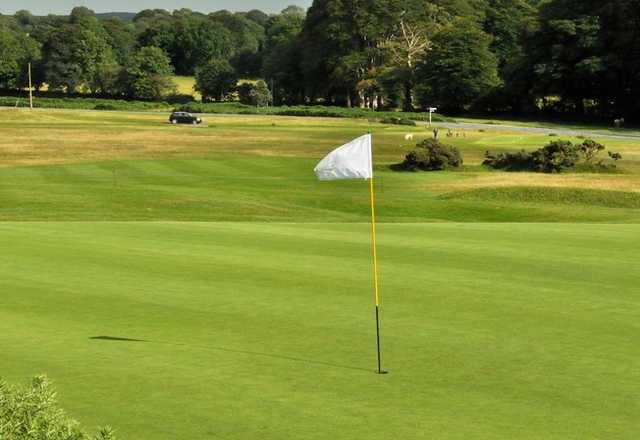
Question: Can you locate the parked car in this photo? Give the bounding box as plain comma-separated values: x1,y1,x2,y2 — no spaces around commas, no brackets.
169,112,202,125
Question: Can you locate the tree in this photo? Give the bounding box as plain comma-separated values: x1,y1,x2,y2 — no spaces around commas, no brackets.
122,46,176,99
380,3,450,110
102,17,136,65
261,8,306,104
245,9,269,27
417,19,500,111
300,0,402,106
0,26,40,89
40,23,115,93
195,59,238,101
249,80,273,107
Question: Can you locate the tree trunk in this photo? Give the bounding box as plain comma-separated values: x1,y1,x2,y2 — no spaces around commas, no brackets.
403,81,413,112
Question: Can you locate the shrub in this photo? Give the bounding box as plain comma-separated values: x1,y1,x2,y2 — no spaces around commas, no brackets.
483,150,534,171
381,117,416,126
93,103,116,111
165,94,195,105
397,139,463,171
484,139,620,173
0,375,115,440
237,81,273,107
249,80,273,107
530,140,580,173
579,139,606,163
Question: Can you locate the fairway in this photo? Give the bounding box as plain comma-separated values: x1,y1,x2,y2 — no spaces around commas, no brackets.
1,109,640,438
2,222,639,439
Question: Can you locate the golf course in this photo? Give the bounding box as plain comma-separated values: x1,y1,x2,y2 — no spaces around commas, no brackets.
1,108,639,439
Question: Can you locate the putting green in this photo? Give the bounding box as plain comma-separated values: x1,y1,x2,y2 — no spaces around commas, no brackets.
1,222,638,439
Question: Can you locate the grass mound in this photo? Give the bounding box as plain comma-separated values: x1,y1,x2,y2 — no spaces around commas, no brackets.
442,186,640,208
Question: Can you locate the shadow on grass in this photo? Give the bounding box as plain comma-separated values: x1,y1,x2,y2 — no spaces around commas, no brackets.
90,336,372,373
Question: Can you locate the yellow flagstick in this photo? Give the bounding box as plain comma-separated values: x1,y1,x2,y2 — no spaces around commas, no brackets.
369,176,386,374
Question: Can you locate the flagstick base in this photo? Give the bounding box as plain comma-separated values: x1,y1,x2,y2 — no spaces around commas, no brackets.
375,305,387,375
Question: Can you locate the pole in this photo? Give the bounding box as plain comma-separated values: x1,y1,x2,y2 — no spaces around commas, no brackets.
369,177,386,374
28,63,33,110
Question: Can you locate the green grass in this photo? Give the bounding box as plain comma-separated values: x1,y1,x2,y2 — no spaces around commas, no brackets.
171,75,201,101
1,222,639,439
1,109,640,438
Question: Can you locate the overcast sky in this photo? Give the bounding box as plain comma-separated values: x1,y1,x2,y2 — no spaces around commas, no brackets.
1,0,313,15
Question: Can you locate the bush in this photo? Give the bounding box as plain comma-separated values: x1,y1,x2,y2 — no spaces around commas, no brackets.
530,140,580,173
484,139,620,173
483,150,534,171
93,103,117,111
0,375,115,440
0,95,171,111
381,117,416,126
579,139,605,163
249,80,273,107
165,94,195,105
396,139,463,171
237,81,273,107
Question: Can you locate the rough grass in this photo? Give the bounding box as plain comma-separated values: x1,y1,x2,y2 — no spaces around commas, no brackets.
171,75,201,101
1,109,640,222
443,186,640,208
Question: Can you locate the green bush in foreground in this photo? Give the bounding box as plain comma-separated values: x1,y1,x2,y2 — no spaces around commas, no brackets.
0,375,115,440
395,139,463,171
484,139,622,173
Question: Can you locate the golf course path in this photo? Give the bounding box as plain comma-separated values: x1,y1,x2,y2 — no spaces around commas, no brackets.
431,121,640,140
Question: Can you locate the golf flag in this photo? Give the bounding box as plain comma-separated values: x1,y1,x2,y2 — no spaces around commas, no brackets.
314,134,373,181
314,133,386,374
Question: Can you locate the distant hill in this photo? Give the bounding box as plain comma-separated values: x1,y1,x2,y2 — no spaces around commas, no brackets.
95,12,136,21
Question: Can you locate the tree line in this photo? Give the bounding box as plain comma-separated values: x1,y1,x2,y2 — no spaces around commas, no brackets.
0,1,639,121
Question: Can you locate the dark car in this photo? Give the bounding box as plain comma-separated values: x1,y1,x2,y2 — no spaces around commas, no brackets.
169,111,202,125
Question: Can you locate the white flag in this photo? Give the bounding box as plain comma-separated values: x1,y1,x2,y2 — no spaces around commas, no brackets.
314,134,373,181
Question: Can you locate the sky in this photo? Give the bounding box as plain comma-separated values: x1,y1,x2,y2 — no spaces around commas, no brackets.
0,0,313,15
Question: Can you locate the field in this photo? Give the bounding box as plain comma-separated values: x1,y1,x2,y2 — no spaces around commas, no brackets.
1,109,639,439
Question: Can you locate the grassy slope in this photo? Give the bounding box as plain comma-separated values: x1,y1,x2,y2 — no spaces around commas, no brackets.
2,109,640,223
1,222,639,439
1,109,640,438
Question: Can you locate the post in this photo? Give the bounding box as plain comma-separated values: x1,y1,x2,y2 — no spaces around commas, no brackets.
369,177,386,374
28,63,33,110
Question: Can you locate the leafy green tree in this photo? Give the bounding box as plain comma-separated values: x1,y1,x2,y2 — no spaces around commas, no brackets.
122,46,176,99
0,26,40,89
195,58,238,101
137,10,235,76
40,23,115,93
528,2,604,114
262,7,306,104
0,375,115,440
417,19,500,111
102,17,136,65
300,0,402,106
249,80,273,107
245,9,270,27
380,3,450,110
